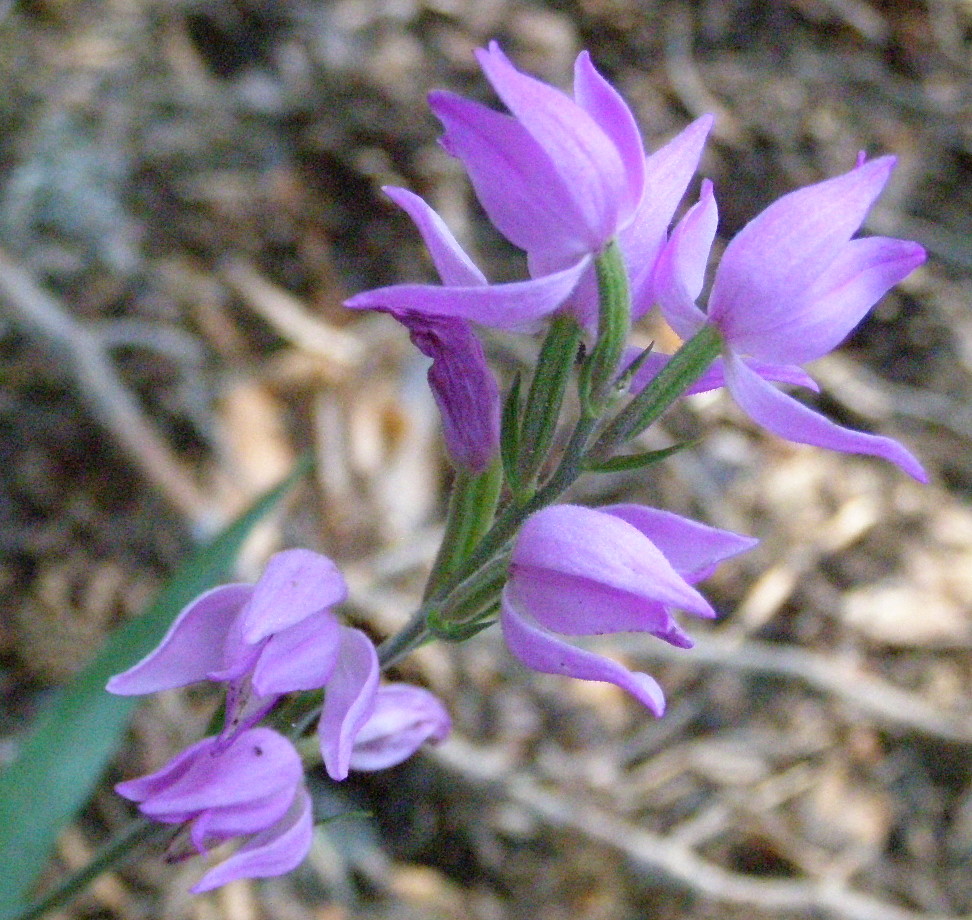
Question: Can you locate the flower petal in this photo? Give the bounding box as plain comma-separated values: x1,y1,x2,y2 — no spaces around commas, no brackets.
239,549,348,644
625,349,820,397
219,676,279,744
708,156,896,342
383,187,486,287
623,115,713,319
501,590,666,716
348,684,451,772
601,504,757,583
191,789,313,893
251,609,342,696
572,51,645,219
127,729,303,819
190,785,297,850
115,736,212,806
345,257,591,334
430,90,589,259
733,236,926,364
511,504,715,631
476,42,627,250
724,350,928,481
319,628,380,781
652,180,716,338
401,314,500,472
106,584,251,695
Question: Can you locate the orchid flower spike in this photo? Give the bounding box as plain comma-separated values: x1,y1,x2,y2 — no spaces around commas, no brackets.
501,504,756,715
347,45,713,335
108,548,360,744
649,156,927,481
116,728,313,893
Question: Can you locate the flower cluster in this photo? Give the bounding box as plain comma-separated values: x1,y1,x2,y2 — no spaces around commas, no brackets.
109,549,450,890
345,42,925,711
347,41,926,481
109,41,927,901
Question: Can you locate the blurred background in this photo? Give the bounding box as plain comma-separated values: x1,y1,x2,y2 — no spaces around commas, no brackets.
1,0,971,918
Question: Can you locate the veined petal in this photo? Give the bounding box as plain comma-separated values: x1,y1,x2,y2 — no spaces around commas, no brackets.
430,91,590,259
708,156,896,340
476,42,627,250
191,789,313,893
652,180,716,339
724,350,928,482
731,236,926,364
239,548,347,644
319,628,380,781
501,591,666,716
572,51,645,219
511,504,714,629
106,584,251,695
251,609,342,696
383,187,486,287
345,257,591,334
601,504,757,583
348,684,451,772
623,115,713,319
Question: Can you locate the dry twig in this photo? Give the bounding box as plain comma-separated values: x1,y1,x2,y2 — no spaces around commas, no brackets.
433,736,963,920
0,247,215,531
220,258,364,377
630,633,972,744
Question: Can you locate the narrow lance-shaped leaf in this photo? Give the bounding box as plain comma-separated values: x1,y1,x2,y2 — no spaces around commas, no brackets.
517,314,582,490
500,372,523,497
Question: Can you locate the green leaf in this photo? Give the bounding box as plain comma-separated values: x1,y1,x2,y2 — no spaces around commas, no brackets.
499,372,523,496
0,457,311,920
590,324,722,459
518,315,582,489
582,440,699,473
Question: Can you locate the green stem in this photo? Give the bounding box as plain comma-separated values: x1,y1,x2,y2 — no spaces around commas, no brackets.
578,241,631,415
376,409,600,668
516,315,582,492
14,819,172,920
422,458,502,601
589,323,722,459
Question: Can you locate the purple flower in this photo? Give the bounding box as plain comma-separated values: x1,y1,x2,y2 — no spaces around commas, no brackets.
107,550,383,780
116,728,312,893
347,46,711,335
430,43,712,330
348,683,451,772
108,548,449,784
501,504,755,715
108,549,351,740
651,157,927,480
